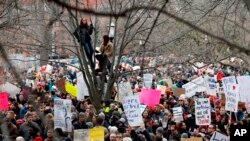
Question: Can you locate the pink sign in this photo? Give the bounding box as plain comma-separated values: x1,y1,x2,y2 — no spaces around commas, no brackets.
0,92,9,111
139,89,161,107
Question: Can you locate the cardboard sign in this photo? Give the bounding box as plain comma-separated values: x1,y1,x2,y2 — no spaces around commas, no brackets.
173,88,185,97
195,98,211,125
122,95,143,126
55,78,66,93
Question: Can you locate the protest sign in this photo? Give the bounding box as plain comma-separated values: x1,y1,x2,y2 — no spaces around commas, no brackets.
237,76,250,102
54,99,72,132
140,104,147,115
173,88,185,97
0,82,21,97
25,79,35,88
225,84,239,112
117,82,133,101
122,95,143,126
222,76,237,93
74,129,89,141
204,76,217,96
77,72,89,100
90,127,105,141
210,131,229,141
139,89,161,107
181,137,202,141
45,64,53,73
0,92,8,111
65,82,77,97
159,78,173,87
55,78,66,93
143,74,153,88
156,85,167,94
182,76,206,97
173,107,183,122
195,98,211,125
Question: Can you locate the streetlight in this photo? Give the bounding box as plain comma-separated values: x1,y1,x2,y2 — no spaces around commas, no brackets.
107,22,115,42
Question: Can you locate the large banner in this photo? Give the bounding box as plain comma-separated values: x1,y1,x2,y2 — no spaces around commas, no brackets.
143,74,153,88
77,72,89,100
117,82,133,101
237,76,250,102
225,84,239,112
204,76,217,96
195,98,211,125
54,99,72,132
122,95,143,126
182,76,205,97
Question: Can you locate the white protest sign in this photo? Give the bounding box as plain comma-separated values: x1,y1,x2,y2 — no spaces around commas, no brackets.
45,64,53,73
77,72,89,100
237,76,250,102
122,95,143,126
210,131,229,141
140,104,147,115
156,85,167,94
173,107,183,122
195,98,211,125
182,76,205,97
74,129,89,141
54,99,72,132
0,82,21,97
222,76,237,93
143,74,153,88
204,76,217,96
118,82,133,101
225,84,239,112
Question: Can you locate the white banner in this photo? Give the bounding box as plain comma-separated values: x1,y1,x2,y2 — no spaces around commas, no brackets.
77,72,89,100
195,98,211,125
118,82,133,101
225,84,239,112
182,76,205,97
54,99,72,132
204,76,217,96
173,107,183,122
122,95,143,126
237,76,250,102
143,74,153,88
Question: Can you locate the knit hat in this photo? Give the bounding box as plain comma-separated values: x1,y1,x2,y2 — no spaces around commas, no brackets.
98,112,105,120
156,127,163,135
112,111,120,117
181,133,188,138
16,136,25,141
78,112,86,117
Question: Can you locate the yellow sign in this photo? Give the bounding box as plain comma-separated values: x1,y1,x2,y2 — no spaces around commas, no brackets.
65,82,77,97
90,127,104,141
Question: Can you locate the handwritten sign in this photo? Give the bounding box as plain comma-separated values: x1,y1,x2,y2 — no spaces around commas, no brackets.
222,76,236,93
54,99,72,132
143,74,153,88
74,129,89,141
90,127,105,141
173,107,183,122
225,84,239,112
122,95,143,126
237,76,250,102
195,98,211,125
210,131,229,141
118,82,133,101
205,76,217,96
0,92,8,111
182,76,205,97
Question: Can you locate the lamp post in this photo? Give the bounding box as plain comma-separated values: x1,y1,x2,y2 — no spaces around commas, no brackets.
107,22,115,42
